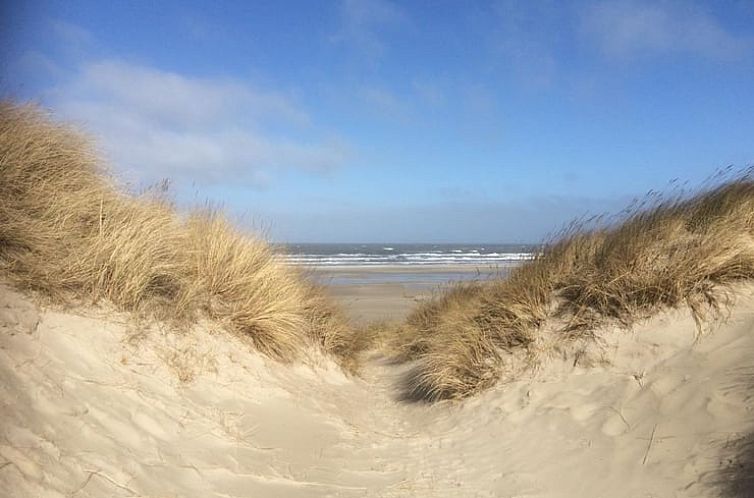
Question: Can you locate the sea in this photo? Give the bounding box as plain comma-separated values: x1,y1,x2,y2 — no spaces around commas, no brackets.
277,243,536,286
279,243,535,267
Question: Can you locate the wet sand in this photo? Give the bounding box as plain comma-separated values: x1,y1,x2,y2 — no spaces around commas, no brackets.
307,264,509,324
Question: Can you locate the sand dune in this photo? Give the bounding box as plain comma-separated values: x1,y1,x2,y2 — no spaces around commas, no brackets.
2,283,752,497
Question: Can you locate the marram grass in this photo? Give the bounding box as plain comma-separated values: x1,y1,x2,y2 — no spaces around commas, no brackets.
395,171,754,400
0,101,350,364
5,100,753,398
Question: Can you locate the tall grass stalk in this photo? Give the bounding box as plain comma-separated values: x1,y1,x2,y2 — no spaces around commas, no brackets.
0,101,350,363
398,170,754,400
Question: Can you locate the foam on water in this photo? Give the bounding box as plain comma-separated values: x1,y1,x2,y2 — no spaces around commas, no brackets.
277,243,535,267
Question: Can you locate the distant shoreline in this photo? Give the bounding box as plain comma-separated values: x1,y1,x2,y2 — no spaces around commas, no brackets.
302,263,517,273
300,263,518,324
277,242,536,268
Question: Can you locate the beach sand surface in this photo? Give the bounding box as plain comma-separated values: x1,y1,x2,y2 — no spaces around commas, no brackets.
1,282,753,497
310,265,502,324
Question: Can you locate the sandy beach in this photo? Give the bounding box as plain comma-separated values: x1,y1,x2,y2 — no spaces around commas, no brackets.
309,265,507,324
3,95,754,498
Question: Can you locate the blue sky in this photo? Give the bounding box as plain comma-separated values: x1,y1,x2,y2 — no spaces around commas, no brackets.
2,0,754,243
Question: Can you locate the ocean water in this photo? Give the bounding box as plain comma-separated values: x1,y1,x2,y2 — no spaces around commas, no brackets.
278,243,535,286
278,243,535,267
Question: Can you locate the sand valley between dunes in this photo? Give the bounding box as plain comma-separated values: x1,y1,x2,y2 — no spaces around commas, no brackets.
1,282,753,497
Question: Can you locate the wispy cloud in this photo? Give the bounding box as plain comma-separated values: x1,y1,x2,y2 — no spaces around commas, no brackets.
48,60,349,189
72,61,311,127
333,0,407,61
582,1,751,60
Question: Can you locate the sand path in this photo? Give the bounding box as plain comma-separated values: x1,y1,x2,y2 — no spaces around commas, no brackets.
1,284,753,497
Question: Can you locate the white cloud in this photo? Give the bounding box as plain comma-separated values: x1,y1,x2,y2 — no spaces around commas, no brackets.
582,1,751,60
49,60,349,188
74,61,310,127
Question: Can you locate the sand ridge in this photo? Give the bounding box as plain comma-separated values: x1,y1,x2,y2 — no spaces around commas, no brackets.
1,284,753,497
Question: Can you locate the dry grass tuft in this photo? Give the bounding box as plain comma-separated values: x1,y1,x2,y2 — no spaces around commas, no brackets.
396,171,754,400
0,101,350,365
396,282,486,359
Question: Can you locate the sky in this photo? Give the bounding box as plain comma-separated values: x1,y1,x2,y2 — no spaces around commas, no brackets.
2,0,754,243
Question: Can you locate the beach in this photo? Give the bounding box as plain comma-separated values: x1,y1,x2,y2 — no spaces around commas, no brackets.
3,102,754,497
4,0,754,495
283,243,531,324
308,264,510,324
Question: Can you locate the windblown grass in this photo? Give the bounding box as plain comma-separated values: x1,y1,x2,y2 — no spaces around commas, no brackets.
0,101,350,364
399,172,754,400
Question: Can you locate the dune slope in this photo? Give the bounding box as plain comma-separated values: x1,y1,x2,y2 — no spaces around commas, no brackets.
2,284,753,497
0,101,349,364
395,175,754,401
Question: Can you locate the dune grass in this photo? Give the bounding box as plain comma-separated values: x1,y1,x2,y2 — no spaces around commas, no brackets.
397,173,754,400
5,100,753,397
0,101,350,364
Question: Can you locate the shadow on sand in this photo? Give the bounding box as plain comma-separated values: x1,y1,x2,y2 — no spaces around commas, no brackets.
711,365,754,497
714,432,754,497
395,365,437,403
